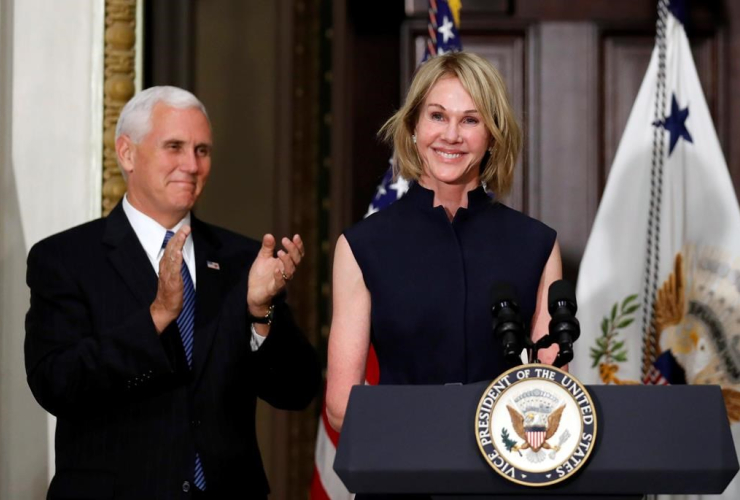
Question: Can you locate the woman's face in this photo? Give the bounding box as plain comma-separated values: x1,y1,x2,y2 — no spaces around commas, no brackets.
414,76,491,190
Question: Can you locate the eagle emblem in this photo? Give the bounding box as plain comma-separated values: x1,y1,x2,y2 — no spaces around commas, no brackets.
653,248,740,422
476,365,597,486
504,389,566,461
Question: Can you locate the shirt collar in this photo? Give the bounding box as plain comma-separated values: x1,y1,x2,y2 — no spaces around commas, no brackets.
406,181,493,211
122,194,192,262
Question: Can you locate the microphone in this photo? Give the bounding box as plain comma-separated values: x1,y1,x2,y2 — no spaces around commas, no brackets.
490,283,527,365
545,280,580,368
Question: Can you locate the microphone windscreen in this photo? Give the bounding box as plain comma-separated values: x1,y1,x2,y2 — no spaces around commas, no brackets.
490,282,520,308
548,280,577,313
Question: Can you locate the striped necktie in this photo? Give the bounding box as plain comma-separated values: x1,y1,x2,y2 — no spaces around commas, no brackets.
162,231,207,491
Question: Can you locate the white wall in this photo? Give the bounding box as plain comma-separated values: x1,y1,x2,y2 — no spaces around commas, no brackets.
0,0,103,497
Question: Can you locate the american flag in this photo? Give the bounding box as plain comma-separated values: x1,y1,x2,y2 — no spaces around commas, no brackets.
310,2,463,499
422,0,463,60
364,160,410,218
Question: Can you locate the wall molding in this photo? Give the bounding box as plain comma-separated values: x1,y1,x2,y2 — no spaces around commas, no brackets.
102,0,137,215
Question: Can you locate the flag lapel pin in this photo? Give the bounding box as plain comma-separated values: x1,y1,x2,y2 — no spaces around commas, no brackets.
207,261,220,270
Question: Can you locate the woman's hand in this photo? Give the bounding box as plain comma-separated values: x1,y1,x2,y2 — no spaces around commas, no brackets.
530,240,564,367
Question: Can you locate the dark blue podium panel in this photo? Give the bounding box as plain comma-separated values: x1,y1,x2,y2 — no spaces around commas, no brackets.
334,383,738,496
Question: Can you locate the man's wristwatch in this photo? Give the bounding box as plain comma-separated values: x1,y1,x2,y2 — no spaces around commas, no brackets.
248,304,275,325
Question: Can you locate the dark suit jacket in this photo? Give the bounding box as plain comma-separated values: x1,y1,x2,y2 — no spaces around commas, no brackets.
24,203,321,500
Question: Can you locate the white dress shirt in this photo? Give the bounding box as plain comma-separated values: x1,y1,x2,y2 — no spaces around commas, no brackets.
123,195,196,284
122,195,265,350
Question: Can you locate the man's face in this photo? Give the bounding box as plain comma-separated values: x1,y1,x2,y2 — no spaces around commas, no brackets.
118,103,212,226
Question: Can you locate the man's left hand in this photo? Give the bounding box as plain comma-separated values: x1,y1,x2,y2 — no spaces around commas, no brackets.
247,234,305,328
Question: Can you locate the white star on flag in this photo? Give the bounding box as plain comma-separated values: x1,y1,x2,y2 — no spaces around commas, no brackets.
437,16,455,44
364,205,379,219
390,177,410,199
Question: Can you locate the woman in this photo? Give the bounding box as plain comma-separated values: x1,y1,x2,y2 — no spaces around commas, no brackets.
326,52,561,432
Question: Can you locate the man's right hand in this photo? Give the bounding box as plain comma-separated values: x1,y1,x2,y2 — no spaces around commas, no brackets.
150,225,191,334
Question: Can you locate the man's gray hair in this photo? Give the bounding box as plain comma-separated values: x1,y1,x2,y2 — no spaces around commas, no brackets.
115,86,209,144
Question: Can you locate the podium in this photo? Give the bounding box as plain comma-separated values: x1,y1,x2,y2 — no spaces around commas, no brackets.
334,382,738,499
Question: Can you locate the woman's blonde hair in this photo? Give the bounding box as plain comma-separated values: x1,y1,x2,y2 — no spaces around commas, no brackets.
379,51,521,197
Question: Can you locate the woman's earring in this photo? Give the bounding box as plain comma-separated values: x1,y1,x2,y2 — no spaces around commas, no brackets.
412,134,417,144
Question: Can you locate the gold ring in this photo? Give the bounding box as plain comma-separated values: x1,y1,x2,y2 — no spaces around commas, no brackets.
281,272,290,281
169,256,175,262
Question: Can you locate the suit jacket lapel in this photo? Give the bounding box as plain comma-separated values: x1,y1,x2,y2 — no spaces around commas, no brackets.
191,217,224,387
104,205,224,386
103,203,159,306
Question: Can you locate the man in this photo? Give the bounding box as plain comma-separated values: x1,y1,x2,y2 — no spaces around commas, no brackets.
24,86,321,499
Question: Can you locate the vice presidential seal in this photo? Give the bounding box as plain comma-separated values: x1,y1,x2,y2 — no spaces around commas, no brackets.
475,365,597,486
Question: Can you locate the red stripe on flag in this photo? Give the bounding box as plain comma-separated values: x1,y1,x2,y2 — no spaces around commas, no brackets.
642,366,670,385
310,466,332,500
365,343,380,385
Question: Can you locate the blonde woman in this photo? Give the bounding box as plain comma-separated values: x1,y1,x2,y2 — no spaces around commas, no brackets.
327,52,562,431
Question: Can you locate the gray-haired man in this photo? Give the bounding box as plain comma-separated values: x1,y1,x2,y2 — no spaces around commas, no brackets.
25,86,320,499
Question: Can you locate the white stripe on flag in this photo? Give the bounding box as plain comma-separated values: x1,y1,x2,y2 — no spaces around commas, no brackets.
314,414,354,500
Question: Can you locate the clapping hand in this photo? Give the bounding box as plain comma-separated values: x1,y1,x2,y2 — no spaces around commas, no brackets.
247,234,305,323
150,225,191,334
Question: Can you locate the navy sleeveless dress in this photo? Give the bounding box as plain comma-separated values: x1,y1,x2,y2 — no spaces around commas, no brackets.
344,182,556,385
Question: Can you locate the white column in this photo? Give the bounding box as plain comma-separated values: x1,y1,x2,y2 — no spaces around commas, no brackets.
0,0,104,497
